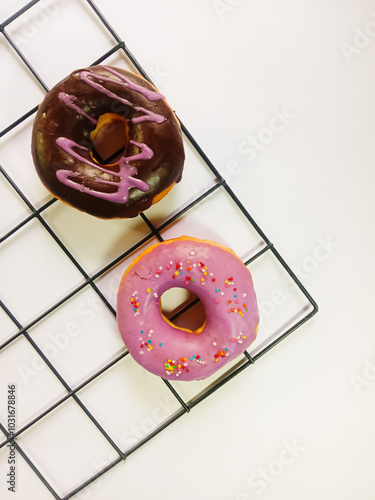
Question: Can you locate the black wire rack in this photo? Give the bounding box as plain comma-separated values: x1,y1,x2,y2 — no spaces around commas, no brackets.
0,1,318,498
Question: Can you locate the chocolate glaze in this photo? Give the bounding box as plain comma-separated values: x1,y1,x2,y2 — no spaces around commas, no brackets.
31,66,185,218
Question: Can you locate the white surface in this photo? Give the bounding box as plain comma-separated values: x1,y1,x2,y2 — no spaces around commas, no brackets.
0,0,374,499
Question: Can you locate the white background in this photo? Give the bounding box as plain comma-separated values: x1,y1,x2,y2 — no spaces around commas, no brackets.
0,0,374,499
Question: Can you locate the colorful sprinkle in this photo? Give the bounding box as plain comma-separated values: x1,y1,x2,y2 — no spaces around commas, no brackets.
214,348,228,362
164,356,189,375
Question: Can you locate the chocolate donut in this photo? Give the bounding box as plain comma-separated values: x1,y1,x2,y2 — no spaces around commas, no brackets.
31,65,185,218
117,236,260,381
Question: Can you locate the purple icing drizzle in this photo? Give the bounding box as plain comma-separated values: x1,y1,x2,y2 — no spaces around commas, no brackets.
79,69,165,124
101,66,165,102
55,138,152,204
58,92,97,124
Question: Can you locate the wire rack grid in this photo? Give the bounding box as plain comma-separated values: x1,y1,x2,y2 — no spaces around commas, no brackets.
0,1,318,498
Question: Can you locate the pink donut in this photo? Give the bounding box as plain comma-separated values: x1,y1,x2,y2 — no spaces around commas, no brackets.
117,236,259,381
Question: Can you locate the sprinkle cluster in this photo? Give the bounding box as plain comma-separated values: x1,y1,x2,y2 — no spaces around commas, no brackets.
214,347,229,362
231,333,247,344
164,357,190,376
138,328,156,353
163,353,207,377
130,291,140,317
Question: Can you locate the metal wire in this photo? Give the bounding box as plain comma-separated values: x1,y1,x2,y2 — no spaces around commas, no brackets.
0,0,318,498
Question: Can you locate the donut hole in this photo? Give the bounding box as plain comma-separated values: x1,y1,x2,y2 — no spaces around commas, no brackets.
160,287,206,334
90,113,129,164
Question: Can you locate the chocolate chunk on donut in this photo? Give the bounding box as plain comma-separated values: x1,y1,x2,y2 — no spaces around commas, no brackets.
31,65,185,218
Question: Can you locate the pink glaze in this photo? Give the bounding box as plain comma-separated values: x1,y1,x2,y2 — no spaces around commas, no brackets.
117,237,259,381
